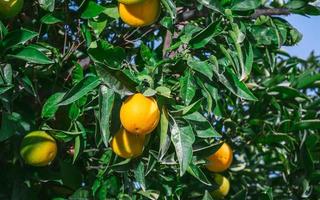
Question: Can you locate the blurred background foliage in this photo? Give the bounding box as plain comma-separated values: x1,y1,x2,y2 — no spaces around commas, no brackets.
0,0,320,199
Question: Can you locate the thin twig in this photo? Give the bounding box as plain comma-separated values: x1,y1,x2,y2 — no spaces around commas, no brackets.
163,30,172,58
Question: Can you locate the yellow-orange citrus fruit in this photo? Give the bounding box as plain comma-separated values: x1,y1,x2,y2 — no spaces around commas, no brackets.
119,0,160,27
118,0,146,5
206,143,233,172
120,93,160,135
0,0,24,19
211,174,230,199
20,131,57,167
111,127,145,158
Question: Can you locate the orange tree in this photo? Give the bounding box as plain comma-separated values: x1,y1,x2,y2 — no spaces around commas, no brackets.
0,0,320,199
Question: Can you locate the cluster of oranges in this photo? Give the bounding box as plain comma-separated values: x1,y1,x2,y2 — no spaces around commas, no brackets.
206,143,233,199
118,0,161,27
19,93,233,199
111,93,160,158
9,0,232,197
19,93,160,166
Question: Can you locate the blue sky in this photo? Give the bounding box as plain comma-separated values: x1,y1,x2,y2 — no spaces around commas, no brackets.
284,15,320,58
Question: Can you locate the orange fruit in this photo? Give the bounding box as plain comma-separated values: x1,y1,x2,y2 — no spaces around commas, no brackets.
111,127,145,158
118,0,146,5
206,143,233,172
119,0,160,27
211,174,230,199
120,93,160,135
0,0,24,19
20,131,57,167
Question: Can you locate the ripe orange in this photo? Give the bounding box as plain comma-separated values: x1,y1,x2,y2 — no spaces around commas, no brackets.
0,0,24,19
118,0,146,5
120,93,160,135
111,127,145,158
119,0,160,27
206,143,233,172
211,174,230,199
20,131,57,167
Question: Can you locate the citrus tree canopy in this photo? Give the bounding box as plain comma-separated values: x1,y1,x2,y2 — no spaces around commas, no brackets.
0,0,320,199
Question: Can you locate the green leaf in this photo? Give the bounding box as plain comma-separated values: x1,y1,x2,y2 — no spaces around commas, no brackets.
68,103,80,120
39,0,55,12
134,161,146,191
103,7,119,19
268,86,309,100
211,56,258,101
59,76,101,106
0,112,31,142
187,163,212,186
292,70,320,89
99,85,115,147
0,85,13,95
257,132,296,147
172,98,203,116
230,189,247,200
250,25,279,46
73,135,81,163
187,58,213,80
95,65,134,97
81,1,106,19
202,190,214,200
180,69,196,105
88,16,108,37
232,0,261,11
244,43,254,78
41,13,63,24
285,0,306,10
143,88,157,97
190,21,222,49
293,120,320,131
137,190,160,200
41,92,65,119
1,64,13,84
262,187,273,200
88,40,125,70
156,86,171,98
140,43,157,66
170,118,195,176
158,106,170,160
0,21,8,40
3,29,38,49
184,112,221,138
197,0,222,12
7,46,53,64
161,0,177,20
72,63,84,85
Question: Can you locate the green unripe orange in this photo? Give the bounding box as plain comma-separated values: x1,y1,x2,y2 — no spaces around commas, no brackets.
211,174,230,199
0,0,24,19
20,131,57,167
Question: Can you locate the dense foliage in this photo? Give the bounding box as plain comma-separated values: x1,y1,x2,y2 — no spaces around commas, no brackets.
0,0,320,199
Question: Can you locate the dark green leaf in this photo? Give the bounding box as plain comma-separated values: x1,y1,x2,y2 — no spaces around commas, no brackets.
59,76,100,106
99,85,115,147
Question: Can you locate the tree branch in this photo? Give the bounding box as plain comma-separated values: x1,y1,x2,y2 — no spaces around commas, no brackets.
163,30,172,58
177,8,291,22
251,8,290,18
